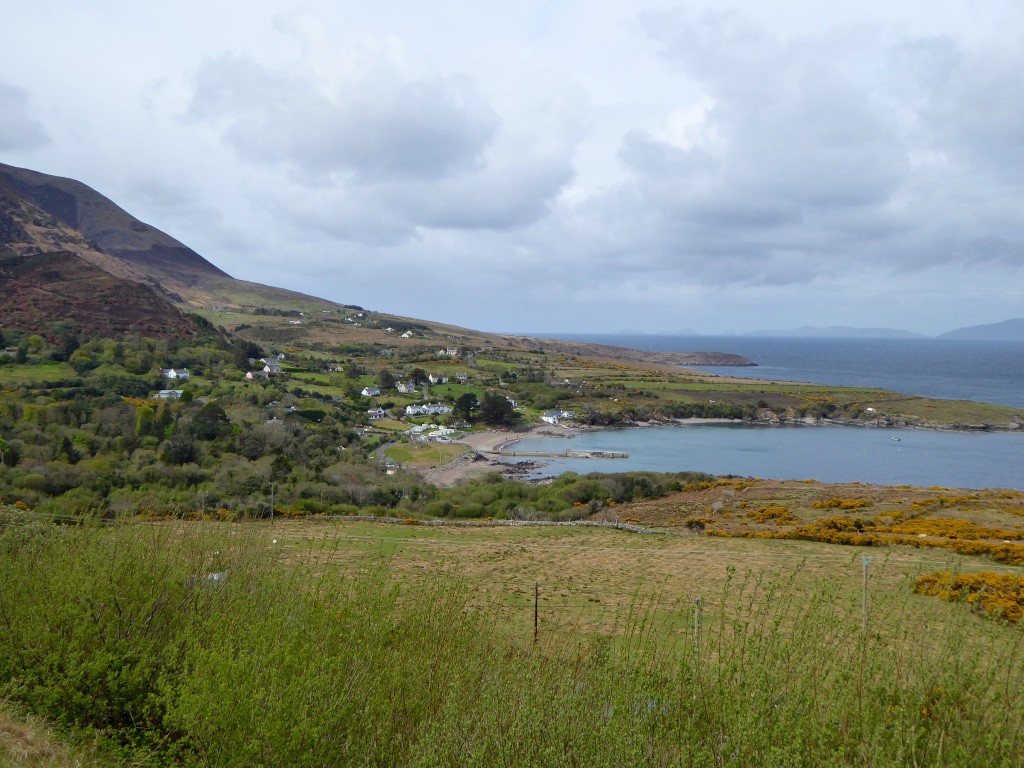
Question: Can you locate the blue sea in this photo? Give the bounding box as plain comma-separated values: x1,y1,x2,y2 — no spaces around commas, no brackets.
514,334,1024,488
548,334,1024,408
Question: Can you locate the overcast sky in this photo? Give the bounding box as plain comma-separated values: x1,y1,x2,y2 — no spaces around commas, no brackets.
2,1,1022,335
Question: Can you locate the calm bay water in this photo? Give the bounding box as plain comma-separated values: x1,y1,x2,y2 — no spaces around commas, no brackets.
518,334,1024,487
505,425,1024,490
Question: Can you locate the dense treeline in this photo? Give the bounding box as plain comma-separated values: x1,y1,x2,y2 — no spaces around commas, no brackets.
0,328,725,522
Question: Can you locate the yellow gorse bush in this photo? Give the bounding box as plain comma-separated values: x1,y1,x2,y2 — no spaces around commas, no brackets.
811,497,873,510
914,571,1024,624
748,506,797,524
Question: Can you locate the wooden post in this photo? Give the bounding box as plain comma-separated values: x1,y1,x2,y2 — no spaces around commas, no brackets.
862,557,872,633
694,597,702,659
534,581,539,643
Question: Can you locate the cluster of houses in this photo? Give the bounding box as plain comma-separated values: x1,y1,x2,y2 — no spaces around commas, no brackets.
361,372,469,399
154,367,190,400
245,355,286,380
404,403,453,417
365,402,452,421
405,424,460,443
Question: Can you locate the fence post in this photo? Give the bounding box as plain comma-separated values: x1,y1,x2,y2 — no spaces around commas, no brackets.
862,556,872,633
534,581,539,643
694,597,702,659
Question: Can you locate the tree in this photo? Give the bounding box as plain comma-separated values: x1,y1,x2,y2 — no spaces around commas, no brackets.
162,436,199,465
377,368,396,389
135,405,156,437
190,402,230,441
453,393,479,420
410,368,429,386
59,435,80,465
233,340,264,369
271,453,293,483
479,392,518,426
0,436,7,466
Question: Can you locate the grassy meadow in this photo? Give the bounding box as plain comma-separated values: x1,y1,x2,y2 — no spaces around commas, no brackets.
3,508,1024,767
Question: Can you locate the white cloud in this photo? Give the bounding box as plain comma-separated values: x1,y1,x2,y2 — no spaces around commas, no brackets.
1,1,1023,334
0,81,49,151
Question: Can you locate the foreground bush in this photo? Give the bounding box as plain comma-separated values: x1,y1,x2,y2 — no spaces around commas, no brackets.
1,513,1023,766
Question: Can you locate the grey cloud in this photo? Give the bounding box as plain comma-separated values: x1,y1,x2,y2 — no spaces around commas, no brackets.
185,33,585,247
562,9,1024,296
187,54,499,183
0,82,49,151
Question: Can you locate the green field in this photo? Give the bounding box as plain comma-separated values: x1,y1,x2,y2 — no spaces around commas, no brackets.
0,361,78,387
3,512,1023,766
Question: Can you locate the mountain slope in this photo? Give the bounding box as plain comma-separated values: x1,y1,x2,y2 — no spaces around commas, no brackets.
939,318,1024,341
0,162,228,281
0,251,205,340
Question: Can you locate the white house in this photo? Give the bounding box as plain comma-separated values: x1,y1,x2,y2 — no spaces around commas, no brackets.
245,370,269,381
367,407,389,420
541,410,576,425
395,381,417,394
160,368,190,380
263,362,282,376
428,373,449,385
401,331,414,338
361,386,381,397
405,403,453,417
455,373,469,384
437,347,459,357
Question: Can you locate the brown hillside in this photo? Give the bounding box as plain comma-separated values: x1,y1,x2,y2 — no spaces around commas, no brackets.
0,162,228,283
0,251,203,340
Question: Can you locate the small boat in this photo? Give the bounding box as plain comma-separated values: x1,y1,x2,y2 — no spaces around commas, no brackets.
891,437,901,442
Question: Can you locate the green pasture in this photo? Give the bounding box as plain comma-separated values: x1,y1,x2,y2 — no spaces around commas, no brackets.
3,514,1024,766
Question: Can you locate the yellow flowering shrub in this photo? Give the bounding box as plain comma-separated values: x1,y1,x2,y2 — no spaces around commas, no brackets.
811,498,873,510
748,506,797,524
890,518,1023,541
914,571,1024,623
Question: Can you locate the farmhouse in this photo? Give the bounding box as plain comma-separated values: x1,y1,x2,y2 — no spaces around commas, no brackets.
428,373,449,384
395,381,417,395
361,386,381,397
245,370,269,381
160,368,190,380
541,409,576,425
367,407,389,420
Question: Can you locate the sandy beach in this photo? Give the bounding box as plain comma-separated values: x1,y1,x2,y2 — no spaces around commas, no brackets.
418,419,748,487
416,424,580,487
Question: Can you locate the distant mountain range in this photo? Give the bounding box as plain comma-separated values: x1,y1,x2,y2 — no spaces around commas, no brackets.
743,326,928,339
741,321,1024,341
937,318,1024,341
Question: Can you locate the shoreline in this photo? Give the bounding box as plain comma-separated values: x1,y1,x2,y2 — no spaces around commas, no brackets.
422,414,1024,488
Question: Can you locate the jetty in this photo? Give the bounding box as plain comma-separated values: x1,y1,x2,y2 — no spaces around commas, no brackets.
490,449,628,459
